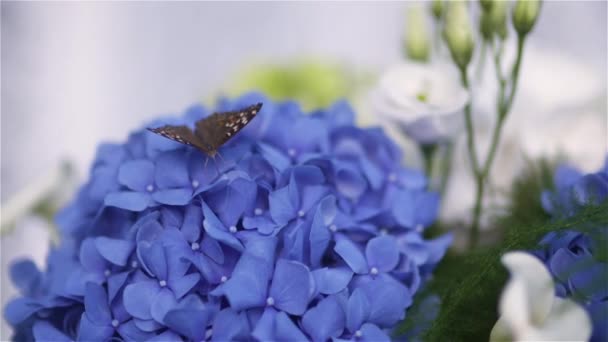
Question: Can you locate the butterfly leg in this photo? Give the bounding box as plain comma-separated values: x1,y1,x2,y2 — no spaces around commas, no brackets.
204,156,221,181
203,155,210,174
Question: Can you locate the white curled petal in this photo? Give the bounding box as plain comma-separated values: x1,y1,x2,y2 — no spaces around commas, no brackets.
489,317,514,342
523,297,592,342
500,252,554,326
498,271,532,336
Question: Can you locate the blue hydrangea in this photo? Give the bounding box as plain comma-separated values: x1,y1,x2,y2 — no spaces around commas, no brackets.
535,158,608,342
4,93,451,341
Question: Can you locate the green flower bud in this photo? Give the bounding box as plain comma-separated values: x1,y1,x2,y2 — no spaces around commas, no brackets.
431,0,444,20
479,11,494,42
405,5,430,62
491,0,508,39
479,0,493,13
443,1,474,70
512,0,542,36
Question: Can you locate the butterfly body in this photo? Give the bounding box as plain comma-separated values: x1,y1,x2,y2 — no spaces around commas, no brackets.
148,102,262,156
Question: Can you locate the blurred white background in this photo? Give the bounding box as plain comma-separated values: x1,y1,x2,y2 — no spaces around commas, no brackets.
1,1,606,339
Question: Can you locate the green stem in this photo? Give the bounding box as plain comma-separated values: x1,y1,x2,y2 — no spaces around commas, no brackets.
475,40,487,81
504,34,526,113
468,34,527,248
459,68,480,176
492,40,506,113
421,143,438,180
438,142,454,196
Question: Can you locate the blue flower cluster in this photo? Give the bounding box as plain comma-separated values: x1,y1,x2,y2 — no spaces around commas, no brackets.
4,93,451,341
535,158,608,342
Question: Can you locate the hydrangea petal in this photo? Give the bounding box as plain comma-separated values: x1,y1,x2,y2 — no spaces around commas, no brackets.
118,160,155,191
133,318,163,332
84,282,112,325
335,237,368,274
202,204,244,252
275,310,308,341
313,267,353,295
570,261,608,301
269,186,296,226
147,330,184,342
335,165,367,199
252,307,277,342
360,275,412,327
415,192,439,228
164,307,210,341
123,280,160,320
360,323,390,342
10,260,41,297
33,320,72,342
105,191,152,211
366,236,400,272
95,237,134,266
201,234,224,264
269,259,314,315
302,295,345,341
155,150,190,189
346,288,370,333
392,189,416,228
170,273,200,300
117,320,155,341
211,308,250,342
4,298,42,325
152,189,192,206
257,142,291,172
220,270,268,310
240,234,278,263
80,238,107,271
78,312,115,342
181,204,203,242
151,288,178,323
138,241,168,280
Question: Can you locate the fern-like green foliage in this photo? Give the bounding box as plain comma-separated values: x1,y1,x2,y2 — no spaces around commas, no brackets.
397,159,608,341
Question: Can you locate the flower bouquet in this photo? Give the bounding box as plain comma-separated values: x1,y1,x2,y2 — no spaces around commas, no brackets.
3,1,606,342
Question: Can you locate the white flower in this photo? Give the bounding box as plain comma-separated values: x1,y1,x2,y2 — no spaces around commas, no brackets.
490,251,592,342
370,62,469,145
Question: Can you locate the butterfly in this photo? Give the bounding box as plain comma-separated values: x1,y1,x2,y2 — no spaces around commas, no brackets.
147,102,262,157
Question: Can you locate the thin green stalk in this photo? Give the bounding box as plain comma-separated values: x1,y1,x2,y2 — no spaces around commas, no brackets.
438,142,454,196
475,40,487,81
504,35,526,113
421,144,438,180
459,69,480,176
468,34,528,248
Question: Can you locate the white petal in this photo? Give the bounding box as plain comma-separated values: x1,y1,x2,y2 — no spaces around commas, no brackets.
522,297,592,342
489,317,514,342
500,252,555,326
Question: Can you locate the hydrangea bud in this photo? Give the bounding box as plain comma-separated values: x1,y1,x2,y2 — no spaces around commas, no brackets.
405,5,430,62
512,0,542,36
431,0,443,20
443,1,474,70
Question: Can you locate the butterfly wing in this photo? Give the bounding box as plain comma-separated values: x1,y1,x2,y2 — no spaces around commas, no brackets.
194,102,262,155
147,125,211,154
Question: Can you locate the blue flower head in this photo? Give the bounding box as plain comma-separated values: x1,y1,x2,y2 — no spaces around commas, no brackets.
4,93,451,341
535,158,608,342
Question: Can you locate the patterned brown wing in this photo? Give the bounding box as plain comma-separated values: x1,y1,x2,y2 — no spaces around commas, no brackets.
194,102,262,156
147,125,212,154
